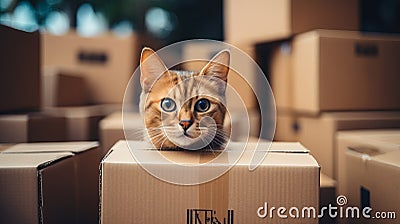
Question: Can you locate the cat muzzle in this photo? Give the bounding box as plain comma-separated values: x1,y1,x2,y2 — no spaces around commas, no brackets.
179,120,193,131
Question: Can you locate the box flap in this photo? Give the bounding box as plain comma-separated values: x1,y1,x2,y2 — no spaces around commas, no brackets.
338,129,400,153
0,152,73,168
371,150,400,168
103,140,317,167
301,29,400,42
3,141,98,154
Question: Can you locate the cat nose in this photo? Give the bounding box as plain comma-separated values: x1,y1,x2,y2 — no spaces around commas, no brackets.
179,120,193,131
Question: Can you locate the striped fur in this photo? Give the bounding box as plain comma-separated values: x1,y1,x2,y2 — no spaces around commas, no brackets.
139,48,230,150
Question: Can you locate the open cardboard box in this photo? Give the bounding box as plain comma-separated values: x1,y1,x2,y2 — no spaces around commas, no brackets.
100,141,320,223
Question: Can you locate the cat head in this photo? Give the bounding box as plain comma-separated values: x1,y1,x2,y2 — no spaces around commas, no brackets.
139,47,230,150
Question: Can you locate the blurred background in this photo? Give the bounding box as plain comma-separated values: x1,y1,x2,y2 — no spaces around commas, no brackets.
0,0,225,47
0,0,399,47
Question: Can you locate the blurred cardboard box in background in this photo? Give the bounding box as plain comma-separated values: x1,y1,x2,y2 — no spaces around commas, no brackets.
275,111,299,142
0,113,66,143
42,68,87,107
336,129,400,196
297,111,400,178
270,42,293,111
339,130,400,223
43,104,120,141
320,173,337,224
0,142,101,224
99,111,143,151
42,31,139,105
292,30,400,114
100,141,319,223
224,0,359,45
0,25,41,113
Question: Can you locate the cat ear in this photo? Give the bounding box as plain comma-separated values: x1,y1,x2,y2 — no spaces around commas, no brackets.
140,47,169,92
200,49,230,82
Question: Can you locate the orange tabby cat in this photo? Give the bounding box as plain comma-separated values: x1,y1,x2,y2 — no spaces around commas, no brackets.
139,47,230,150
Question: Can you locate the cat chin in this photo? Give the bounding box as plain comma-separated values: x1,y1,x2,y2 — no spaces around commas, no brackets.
168,137,204,150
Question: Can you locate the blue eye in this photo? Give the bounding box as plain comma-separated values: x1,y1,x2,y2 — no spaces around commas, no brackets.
195,99,210,112
160,98,176,112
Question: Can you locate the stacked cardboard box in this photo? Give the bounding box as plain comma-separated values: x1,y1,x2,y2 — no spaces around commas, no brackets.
224,2,400,223
42,31,139,105
0,25,41,113
224,0,359,44
0,142,101,224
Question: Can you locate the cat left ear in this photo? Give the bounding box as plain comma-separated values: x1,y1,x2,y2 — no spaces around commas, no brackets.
200,49,230,82
140,47,169,92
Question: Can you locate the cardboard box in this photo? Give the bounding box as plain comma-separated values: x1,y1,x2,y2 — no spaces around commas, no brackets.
44,104,120,141
99,111,144,151
0,113,67,143
229,109,261,140
343,135,400,223
100,141,319,223
42,31,139,104
0,151,76,223
0,25,40,113
292,30,400,114
275,110,299,142
224,0,359,44
337,129,400,196
270,42,293,111
297,111,400,179
1,141,101,224
320,173,337,224
42,68,87,107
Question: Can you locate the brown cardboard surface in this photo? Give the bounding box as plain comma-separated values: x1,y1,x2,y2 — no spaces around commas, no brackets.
224,0,358,45
336,129,400,197
43,104,120,141
0,113,67,143
99,111,143,152
344,148,400,224
0,25,40,113
42,68,87,107
42,31,138,104
270,42,293,110
320,173,337,224
292,30,400,114
275,110,299,142
297,111,400,179
0,152,75,224
100,141,319,223
3,141,101,223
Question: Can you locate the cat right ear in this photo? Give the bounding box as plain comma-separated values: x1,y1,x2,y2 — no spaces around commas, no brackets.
140,47,169,92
